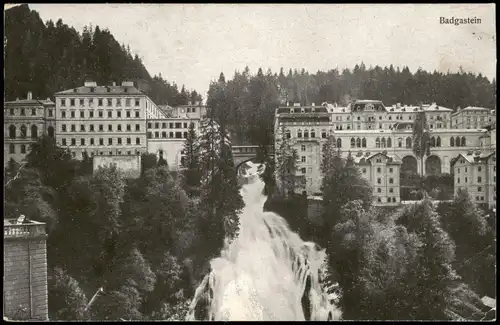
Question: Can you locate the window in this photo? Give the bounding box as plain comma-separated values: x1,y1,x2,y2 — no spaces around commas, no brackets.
321,130,327,138
80,111,84,118
89,98,94,106
135,111,140,118
301,156,306,163
99,138,104,145
109,151,113,156
135,99,140,107
9,143,15,154
406,137,412,148
175,132,182,138
377,167,381,173
71,111,75,118
61,110,66,118
398,138,402,148
169,132,174,138
392,197,396,203
148,122,152,129
31,108,36,116
90,138,95,145
89,110,94,118
106,111,111,118
126,111,131,118
297,129,302,138
362,138,367,148
162,123,167,129
477,177,482,183
107,99,112,106
117,124,122,132
20,125,27,138
127,138,131,144
478,166,482,172
169,123,174,128
90,124,95,132
20,144,26,154
389,168,393,173
183,132,188,138
136,138,140,145
304,130,309,138
337,138,342,148
389,178,394,184
98,110,103,118
72,152,76,158
465,167,468,172
301,145,306,152
118,138,122,145
80,125,85,132
184,122,188,128
116,99,121,106
351,138,356,148
98,99,103,106
99,124,104,131
387,137,392,148
126,99,131,107
71,138,76,146
311,129,316,138
478,186,482,192
301,168,306,174
70,99,75,106
377,178,381,184
81,138,85,146
286,130,291,139
162,131,167,138
389,188,394,193
155,122,160,129
108,125,113,131
80,99,84,106
62,139,67,146
108,138,113,145
465,177,468,182
377,188,381,193
9,125,16,139
377,198,381,203
61,99,66,107
356,138,361,148
155,131,159,138
71,124,76,132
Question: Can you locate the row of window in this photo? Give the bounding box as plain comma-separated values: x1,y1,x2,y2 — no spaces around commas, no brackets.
147,131,188,139
8,108,54,117
70,150,143,159
147,122,193,129
456,176,484,184
60,137,142,146
60,124,141,132
377,197,398,203
376,187,397,193
8,124,40,139
362,167,396,173
8,143,28,154
456,165,496,173
60,109,141,119
60,98,140,107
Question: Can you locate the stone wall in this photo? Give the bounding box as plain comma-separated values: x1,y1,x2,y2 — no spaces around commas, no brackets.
93,155,141,178
4,222,48,321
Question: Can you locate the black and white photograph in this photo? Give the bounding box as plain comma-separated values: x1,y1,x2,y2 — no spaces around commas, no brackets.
3,3,496,321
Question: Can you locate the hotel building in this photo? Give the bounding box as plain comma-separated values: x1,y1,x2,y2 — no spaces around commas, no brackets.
4,92,55,166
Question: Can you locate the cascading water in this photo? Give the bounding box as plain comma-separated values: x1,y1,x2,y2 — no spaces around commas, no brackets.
186,162,342,321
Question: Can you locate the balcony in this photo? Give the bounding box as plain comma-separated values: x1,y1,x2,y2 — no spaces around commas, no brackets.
4,218,47,239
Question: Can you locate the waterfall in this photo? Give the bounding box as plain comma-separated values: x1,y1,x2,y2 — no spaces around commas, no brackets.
186,162,342,321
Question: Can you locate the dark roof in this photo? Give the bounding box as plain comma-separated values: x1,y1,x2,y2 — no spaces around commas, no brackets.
55,85,144,95
276,106,329,114
4,99,55,106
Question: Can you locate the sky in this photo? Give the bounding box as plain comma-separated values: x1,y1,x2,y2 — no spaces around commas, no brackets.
17,4,499,97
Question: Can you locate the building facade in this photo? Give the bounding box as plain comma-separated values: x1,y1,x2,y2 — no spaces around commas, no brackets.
147,103,207,169
354,152,402,206
274,100,496,202
451,106,496,129
4,92,55,166
53,81,163,159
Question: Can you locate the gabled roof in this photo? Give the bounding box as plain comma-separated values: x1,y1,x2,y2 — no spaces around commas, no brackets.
353,151,402,165
451,150,496,166
55,85,144,95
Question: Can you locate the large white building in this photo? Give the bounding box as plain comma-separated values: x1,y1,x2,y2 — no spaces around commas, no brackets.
274,100,496,203
53,81,163,159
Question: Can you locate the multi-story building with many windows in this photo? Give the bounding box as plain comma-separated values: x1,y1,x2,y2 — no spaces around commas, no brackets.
4,92,55,166
147,103,207,169
54,81,164,159
354,151,402,206
274,100,495,203
451,106,496,129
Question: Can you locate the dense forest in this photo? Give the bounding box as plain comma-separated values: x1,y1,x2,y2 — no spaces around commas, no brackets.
4,4,202,105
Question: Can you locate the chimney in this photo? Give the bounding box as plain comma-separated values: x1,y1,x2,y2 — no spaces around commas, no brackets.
293,103,301,107
312,102,315,106
396,103,400,108
27,92,32,100
84,81,97,87
16,97,19,101
122,81,134,87
112,81,116,86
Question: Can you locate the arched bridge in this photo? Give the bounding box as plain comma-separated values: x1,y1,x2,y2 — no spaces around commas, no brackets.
232,145,274,170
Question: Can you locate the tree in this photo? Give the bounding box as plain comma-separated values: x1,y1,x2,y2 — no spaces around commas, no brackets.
48,267,89,320
198,76,244,262
412,107,432,177
274,125,300,196
181,122,202,196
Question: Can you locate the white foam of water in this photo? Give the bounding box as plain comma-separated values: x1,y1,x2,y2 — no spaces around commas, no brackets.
186,162,341,321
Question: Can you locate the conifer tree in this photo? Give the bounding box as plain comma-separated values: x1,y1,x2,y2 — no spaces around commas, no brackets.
181,122,201,196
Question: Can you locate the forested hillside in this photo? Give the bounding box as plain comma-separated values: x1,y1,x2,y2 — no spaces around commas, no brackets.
4,4,202,105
